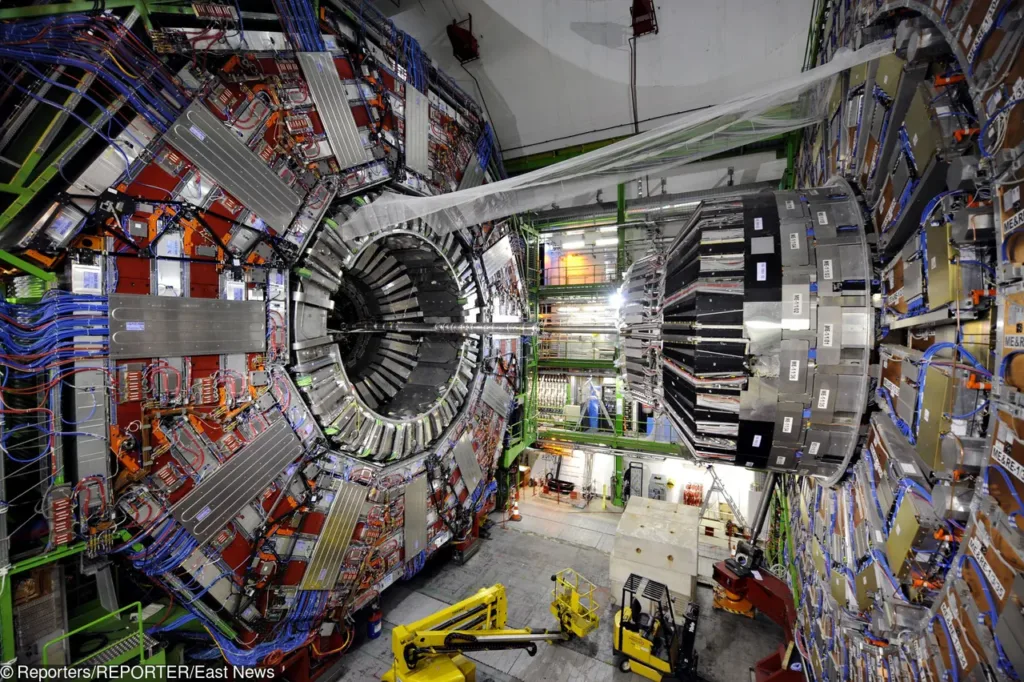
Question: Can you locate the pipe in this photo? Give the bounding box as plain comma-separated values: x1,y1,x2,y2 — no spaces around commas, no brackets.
542,325,619,335
749,472,778,541
338,322,541,335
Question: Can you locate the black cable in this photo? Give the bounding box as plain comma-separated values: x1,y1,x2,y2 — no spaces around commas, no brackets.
459,62,500,149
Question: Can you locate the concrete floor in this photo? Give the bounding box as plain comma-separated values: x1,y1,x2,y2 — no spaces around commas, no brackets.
325,495,783,682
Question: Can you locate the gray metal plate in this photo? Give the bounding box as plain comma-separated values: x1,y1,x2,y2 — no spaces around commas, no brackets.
297,52,371,171
404,475,429,559
108,294,265,359
781,220,810,266
172,417,301,547
404,86,430,177
300,480,366,590
482,375,513,415
163,101,301,232
459,150,486,190
452,431,483,496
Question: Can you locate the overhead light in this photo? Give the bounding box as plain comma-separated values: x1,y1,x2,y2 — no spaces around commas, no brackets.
595,237,618,247
556,306,580,313
561,240,585,250
564,230,584,236
599,226,619,233
608,292,624,309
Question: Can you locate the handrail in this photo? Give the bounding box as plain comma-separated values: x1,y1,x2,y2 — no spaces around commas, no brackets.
43,601,145,666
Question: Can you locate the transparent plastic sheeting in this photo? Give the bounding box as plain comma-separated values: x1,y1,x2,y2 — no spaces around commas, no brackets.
341,40,894,238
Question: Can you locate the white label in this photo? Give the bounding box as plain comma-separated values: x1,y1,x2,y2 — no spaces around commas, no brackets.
754,217,764,231
783,416,794,433
961,23,973,48
923,408,930,423
912,133,918,147
808,441,821,455
752,435,763,447
899,461,918,475
817,210,829,226
751,570,763,581
930,256,937,270
817,389,830,409
822,323,835,347
189,124,206,141
941,602,969,671
894,523,901,536
822,259,834,281
883,74,889,85
875,530,884,543
757,262,767,281
785,200,796,210
968,535,1006,601
789,231,800,250
776,455,787,465
792,293,803,316
789,360,801,382
993,447,1024,483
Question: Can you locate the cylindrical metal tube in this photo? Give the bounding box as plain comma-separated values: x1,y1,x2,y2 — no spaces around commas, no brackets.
541,325,620,334
749,472,778,542
339,322,541,335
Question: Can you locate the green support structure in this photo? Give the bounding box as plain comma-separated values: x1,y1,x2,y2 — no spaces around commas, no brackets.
614,378,624,437
0,249,58,282
538,282,617,298
537,428,683,456
1,543,88,662
613,454,625,507
538,358,616,371
616,184,627,277
503,136,631,176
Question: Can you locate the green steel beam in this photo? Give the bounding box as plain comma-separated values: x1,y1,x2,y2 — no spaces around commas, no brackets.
537,428,683,456
613,454,624,506
1,543,88,661
0,0,185,21
0,249,58,282
614,377,624,436
616,184,627,277
538,282,616,298
1,570,12,664
503,136,631,176
538,359,616,371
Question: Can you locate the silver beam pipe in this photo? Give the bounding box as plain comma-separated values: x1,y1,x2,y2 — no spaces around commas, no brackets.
749,472,778,542
338,323,619,336
541,325,620,334
338,322,541,335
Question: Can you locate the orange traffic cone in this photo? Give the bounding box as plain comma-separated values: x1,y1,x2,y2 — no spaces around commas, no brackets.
510,491,522,521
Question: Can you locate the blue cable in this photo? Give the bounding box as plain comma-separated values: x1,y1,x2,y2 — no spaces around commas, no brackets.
980,98,1022,158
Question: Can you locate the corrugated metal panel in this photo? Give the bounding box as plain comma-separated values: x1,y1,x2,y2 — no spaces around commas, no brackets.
108,294,265,359
482,235,514,279
403,475,429,559
163,101,301,232
300,481,366,590
172,417,301,547
297,52,371,171
482,375,513,415
404,87,430,177
459,150,486,190
452,431,483,495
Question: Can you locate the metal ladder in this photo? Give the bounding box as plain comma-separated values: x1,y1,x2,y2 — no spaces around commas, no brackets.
697,464,748,530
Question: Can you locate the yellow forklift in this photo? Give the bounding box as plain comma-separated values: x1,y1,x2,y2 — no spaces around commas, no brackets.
612,574,702,681
383,568,599,682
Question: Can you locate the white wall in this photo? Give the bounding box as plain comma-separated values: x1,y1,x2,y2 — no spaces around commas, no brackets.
380,0,813,157
529,450,758,521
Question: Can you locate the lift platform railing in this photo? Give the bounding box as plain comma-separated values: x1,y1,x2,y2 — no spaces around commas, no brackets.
542,263,615,287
